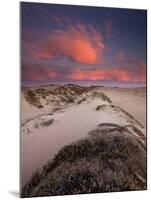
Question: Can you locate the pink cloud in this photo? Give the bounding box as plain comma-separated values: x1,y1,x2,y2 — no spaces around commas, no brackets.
22,63,146,82
67,68,130,81
67,68,145,82
25,23,105,64
31,52,54,60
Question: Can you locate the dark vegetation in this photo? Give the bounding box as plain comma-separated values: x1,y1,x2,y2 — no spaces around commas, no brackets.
21,113,53,127
40,119,54,127
21,123,146,197
22,85,112,108
51,107,64,113
23,88,43,108
91,91,112,103
96,104,144,128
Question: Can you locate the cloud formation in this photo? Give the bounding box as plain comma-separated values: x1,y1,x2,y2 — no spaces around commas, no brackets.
67,68,129,81
21,9,146,84
22,34,146,83
22,63,146,82
23,23,105,64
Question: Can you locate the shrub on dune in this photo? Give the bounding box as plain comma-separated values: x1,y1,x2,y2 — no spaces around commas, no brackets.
21,123,146,197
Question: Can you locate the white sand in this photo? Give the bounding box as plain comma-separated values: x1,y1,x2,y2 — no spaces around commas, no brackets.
99,87,146,128
21,87,146,187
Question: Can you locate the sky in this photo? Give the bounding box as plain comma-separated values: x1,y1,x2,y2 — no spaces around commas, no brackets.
21,2,147,87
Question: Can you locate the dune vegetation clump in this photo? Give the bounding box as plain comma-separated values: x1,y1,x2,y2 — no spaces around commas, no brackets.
23,88,43,108
91,91,112,103
96,104,144,129
21,123,146,198
22,85,112,108
40,119,54,127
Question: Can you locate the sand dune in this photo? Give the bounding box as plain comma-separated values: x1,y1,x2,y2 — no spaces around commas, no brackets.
22,120,146,197
21,85,146,193
98,87,146,127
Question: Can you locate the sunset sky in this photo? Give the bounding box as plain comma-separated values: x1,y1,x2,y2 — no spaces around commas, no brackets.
21,2,147,87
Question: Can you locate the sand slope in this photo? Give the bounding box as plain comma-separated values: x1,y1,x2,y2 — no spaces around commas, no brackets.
21,85,146,188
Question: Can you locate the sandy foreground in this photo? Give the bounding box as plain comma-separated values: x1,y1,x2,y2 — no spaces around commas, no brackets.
20,86,146,187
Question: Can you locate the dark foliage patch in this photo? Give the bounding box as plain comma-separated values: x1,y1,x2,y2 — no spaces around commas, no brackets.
22,85,112,107
23,89,42,108
21,123,146,197
40,119,54,127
